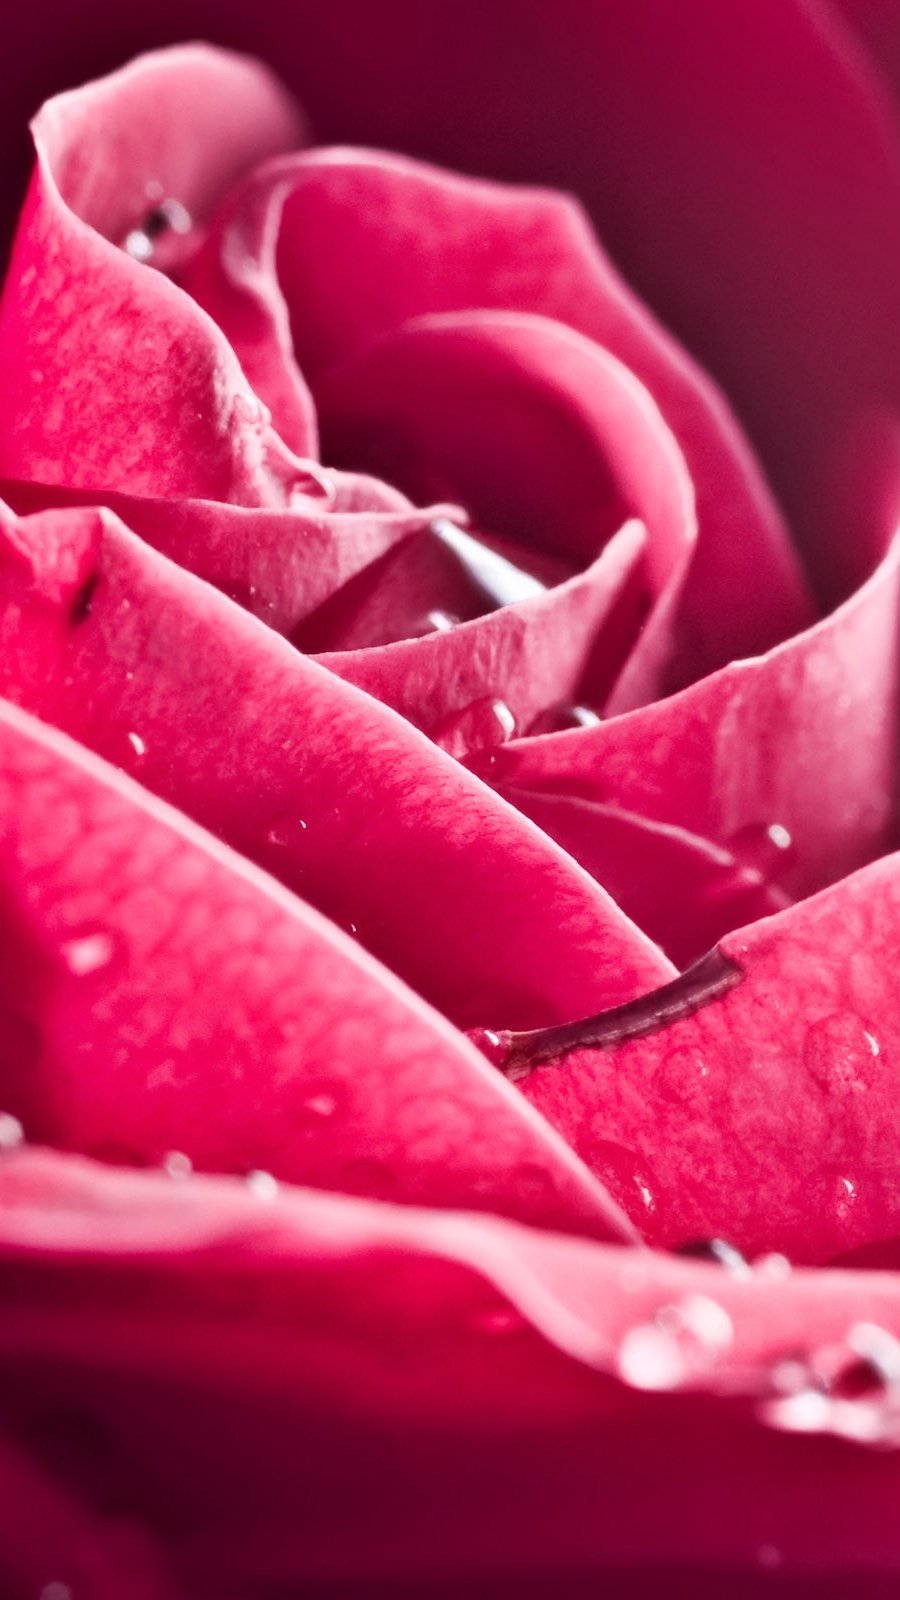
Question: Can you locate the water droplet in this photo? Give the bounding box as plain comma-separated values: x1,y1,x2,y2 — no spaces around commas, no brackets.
127,731,146,758
61,931,115,977
654,1047,712,1105
340,1157,396,1199
727,821,795,883
526,703,603,735
266,815,309,850
673,1237,752,1277
430,517,545,607
347,922,359,937
233,392,273,429
763,1328,900,1446
301,1090,338,1121
123,197,192,261
246,1169,279,1200
804,1012,881,1095
0,1112,24,1151
754,1252,792,1280
664,1293,734,1353
424,609,459,633
619,1293,733,1393
433,696,517,760
162,1150,192,1180
847,1322,900,1388
583,1137,659,1220
468,1027,509,1068
618,1323,687,1391
836,1174,858,1217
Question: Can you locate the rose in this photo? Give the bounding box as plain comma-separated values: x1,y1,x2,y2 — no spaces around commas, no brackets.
1,5,900,1596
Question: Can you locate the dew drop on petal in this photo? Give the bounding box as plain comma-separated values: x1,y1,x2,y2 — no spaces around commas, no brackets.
0,1112,24,1151
654,1047,712,1106
123,196,192,262
847,1322,900,1387
804,1012,881,1095
127,731,146,759
301,1089,339,1122
267,815,309,850
582,1136,659,1221
617,1322,687,1391
246,1169,279,1200
424,610,459,633
727,821,795,884
61,931,115,976
754,1252,792,1281
527,703,603,735
674,1237,752,1278
162,1150,193,1180
433,696,517,760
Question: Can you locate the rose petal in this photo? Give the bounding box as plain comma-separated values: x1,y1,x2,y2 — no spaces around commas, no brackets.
3,1151,900,1585
312,310,695,715
0,500,674,1028
509,849,900,1261
185,140,813,682
0,695,629,1238
496,790,791,968
484,513,900,900
0,474,464,638
244,0,900,607
0,45,314,503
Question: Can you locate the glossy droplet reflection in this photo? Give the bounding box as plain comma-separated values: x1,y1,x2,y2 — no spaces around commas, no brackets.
433,696,517,760
232,392,273,430
61,931,115,977
763,1322,900,1445
162,1150,192,1180
804,1012,881,1096
123,196,192,262
0,1111,24,1151
424,609,459,633
526,703,603,735
727,821,795,885
246,1169,279,1200
584,1137,658,1221
618,1294,733,1392
674,1237,752,1277
266,815,309,850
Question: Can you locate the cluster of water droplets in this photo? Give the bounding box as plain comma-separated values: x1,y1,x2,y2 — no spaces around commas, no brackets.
614,1238,791,1394
617,1290,736,1391
122,189,192,265
763,1321,900,1446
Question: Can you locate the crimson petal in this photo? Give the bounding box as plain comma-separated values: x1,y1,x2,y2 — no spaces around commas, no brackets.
0,46,311,503
3,1153,900,1585
0,500,673,1028
185,140,813,683
0,696,630,1237
509,851,900,1262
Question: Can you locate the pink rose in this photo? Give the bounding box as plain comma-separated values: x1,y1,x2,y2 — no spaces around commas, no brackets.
2,3,900,1595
